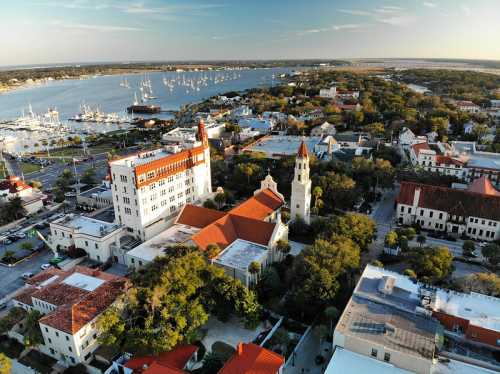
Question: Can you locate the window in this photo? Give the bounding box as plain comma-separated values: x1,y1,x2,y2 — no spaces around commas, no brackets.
45,327,49,332
55,332,59,337
420,210,424,216
384,353,390,362
68,346,72,352
66,335,69,341
139,261,143,266
298,175,301,181
84,241,89,247
95,243,98,249
429,211,433,218
371,348,378,358
400,206,404,212
439,212,443,219
70,357,75,364
48,338,52,343
131,258,135,264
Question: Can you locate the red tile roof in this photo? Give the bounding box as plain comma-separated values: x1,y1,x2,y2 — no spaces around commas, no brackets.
218,343,284,374
435,155,463,166
229,189,284,221
411,142,431,156
125,345,198,374
0,176,32,194
297,141,309,158
468,177,500,196
397,181,500,221
176,205,226,228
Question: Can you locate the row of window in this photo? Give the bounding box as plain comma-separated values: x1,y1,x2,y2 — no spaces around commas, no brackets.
467,227,496,238
469,217,498,227
371,348,391,362
137,162,196,183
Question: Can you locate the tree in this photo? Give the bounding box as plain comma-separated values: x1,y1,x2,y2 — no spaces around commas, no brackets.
385,231,398,248
364,122,385,138
316,172,356,211
324,306,340,335
20,242,34,251
291,237,360,307
275,239,291,259
2,251,16,263
235,163,262,185
28,180,43,189
330,213,376,251
206,244,222,259
403,269,417,279
417,234,427,247
482,243,500,265
248,262,261,283
214,192,227,210
455,273,500,297
98,249,261,354
462,240,475,257
203,199,217,210
371,260,384,268
5,196,25,220
0,353,11,374
201,352,225,374
81,168,97,186
312,186,324,215
410,246,453,283
24,310,44,347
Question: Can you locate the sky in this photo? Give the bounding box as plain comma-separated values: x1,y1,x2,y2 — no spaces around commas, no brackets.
1,0,499,66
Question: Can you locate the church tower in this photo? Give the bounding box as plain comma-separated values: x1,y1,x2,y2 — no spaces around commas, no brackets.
291,141,311,224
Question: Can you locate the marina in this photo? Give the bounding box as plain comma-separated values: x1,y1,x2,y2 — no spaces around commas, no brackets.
0,67,292,154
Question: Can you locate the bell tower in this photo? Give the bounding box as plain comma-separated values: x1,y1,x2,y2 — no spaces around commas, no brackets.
291,141,311,224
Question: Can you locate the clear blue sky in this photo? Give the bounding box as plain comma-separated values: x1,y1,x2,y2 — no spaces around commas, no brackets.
1,0,499,66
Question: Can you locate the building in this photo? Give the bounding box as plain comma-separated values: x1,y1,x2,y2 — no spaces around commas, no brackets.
238,117,275,133
106,345,199,374
332,265,500,374
76,183,113,210
410,142,465,178
109,121,212,241
162,122,226,144
336,89,360,100
456,100,481,113
0,175,45,215
290,141,311,225
243,135,323,159
13,266,126,366
49,214,124,262
396,180,500,241
490,100,500,109
125,175,287,286
310,121,337,137
319,87,337,98
450,141,500,186
219,343,284,374
231,105,252,119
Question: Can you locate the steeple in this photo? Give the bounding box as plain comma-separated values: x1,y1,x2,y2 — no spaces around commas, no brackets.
291,141,311,224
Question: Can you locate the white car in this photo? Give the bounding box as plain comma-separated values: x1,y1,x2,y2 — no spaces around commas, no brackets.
478,242,488,248
40,264,52,270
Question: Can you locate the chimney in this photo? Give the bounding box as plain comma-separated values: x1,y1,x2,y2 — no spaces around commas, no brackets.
237,343,243,356
412,187,421,208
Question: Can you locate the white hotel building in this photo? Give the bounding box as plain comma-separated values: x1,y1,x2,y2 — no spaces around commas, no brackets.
109,122,212,241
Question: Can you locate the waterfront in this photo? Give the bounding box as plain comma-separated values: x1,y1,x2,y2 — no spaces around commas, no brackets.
0,67,292,153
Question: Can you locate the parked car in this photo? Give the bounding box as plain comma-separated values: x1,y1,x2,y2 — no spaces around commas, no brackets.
21,272,34,280
0,300,7,310
7,235,19,242
3,239,12,245
40,264,52,270
15,232,26,239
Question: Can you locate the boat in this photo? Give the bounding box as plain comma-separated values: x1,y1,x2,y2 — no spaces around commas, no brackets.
127,104,161,114
119,78,130,89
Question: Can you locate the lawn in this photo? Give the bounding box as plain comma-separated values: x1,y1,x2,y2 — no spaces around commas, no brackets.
33,143,116,158
19,350,57,374
20,162,42,174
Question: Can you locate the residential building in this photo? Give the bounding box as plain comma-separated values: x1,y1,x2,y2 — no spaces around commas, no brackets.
291,141,311,225
125,174,287,286
332,265,500,374
450,141,500,186
105,345,198,374
310,121,337,137
238,117,276,133
218,343,284,374
398,127,427,150
162,122,225,144
108,121,212,241
336,89,360,100
13,266,126,366
409,142,465,178
49,214,124,262
396,179,500,241
456,100,481,113
0,175,45,214
319,86,337,98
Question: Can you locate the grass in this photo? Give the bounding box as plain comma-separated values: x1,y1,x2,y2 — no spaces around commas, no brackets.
19,350,57,374
33,144,116,158
0,336,24,359
20,162,42,174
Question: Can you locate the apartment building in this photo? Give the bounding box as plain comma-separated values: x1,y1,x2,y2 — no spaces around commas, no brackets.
109,121,212,241
410,142,466,178
49,214,124,262
456,100,481,113
13,266,126,366
396,180,500,241
331,265,500,373
319,86,337,98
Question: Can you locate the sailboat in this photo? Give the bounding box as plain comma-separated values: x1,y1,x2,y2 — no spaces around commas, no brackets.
119,78,130,88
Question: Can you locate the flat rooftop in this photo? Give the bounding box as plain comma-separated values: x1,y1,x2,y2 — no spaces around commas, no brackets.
325,347,413,374
79,185,112,198
109,144,200,167
53,214,122,238
126,224,200,262
214,239,268,271
244,135,321,157
62,272,105,292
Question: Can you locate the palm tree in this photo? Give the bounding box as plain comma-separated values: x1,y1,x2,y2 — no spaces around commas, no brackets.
324,306,340,335
214,192,227,210
276,239,291,260
312,186,323,215
248,261,261,284
7,196,26,220
417,234,427,247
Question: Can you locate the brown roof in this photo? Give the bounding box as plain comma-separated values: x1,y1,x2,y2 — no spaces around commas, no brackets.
411,142,431,156
218,343,284,374
25,268,66,286
0,176,32,194
467,177,500,196
14,287,37,306
435,155,463,166
176,205,226,228
33,283,89,306
297,140,309,158
397,181,500,221
229,189,283,221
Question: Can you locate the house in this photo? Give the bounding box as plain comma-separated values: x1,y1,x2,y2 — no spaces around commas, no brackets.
13,266,126,366
238,117,275,133
125,174,288,286
105,345,199,374
396,180,500,241
456,100,481,113
49,214,124,262
219,343,284,374
319,87,337,98
311,121,337,137
398,127,416,147
332,265,500,374
0,175,45,215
